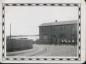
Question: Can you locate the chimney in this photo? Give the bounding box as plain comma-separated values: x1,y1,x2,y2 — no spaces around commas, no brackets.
55,20,58,22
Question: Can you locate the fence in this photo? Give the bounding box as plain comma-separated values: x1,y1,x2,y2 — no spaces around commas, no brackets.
6,37,33,52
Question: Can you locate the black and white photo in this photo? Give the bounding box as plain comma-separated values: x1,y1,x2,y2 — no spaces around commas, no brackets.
5,4,79,57
0,0,85,63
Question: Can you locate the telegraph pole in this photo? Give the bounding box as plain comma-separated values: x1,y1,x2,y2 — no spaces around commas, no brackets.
10,23,11,38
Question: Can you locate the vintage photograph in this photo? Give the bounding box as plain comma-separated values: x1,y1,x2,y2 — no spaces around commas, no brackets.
5,4,79,57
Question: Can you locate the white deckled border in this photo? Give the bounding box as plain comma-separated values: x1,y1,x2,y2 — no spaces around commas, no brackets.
1,3,83,63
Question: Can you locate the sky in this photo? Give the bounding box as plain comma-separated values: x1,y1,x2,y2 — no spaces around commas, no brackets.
5,6,78,36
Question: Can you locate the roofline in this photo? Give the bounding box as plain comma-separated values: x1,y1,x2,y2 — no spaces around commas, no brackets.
39,20,78,27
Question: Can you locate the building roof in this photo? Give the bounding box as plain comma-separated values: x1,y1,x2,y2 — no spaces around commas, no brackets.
40,20,78,26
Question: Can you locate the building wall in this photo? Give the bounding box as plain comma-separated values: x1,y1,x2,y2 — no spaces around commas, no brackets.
39,23,77,45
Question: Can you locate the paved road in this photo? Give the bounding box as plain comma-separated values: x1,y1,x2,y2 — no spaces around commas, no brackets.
7,44,46,56
7,44,77,56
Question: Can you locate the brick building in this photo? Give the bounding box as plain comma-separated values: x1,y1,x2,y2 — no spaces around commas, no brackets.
39,20,78,45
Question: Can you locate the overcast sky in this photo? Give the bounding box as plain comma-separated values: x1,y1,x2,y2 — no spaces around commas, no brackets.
5,6,78,36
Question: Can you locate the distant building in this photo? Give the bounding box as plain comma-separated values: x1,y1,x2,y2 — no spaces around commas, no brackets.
39,20,78,45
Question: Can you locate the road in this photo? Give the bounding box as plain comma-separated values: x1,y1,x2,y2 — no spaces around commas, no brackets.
7,44,77,56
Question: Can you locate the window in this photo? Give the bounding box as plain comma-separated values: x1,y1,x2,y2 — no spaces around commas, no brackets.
43,35,48,40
